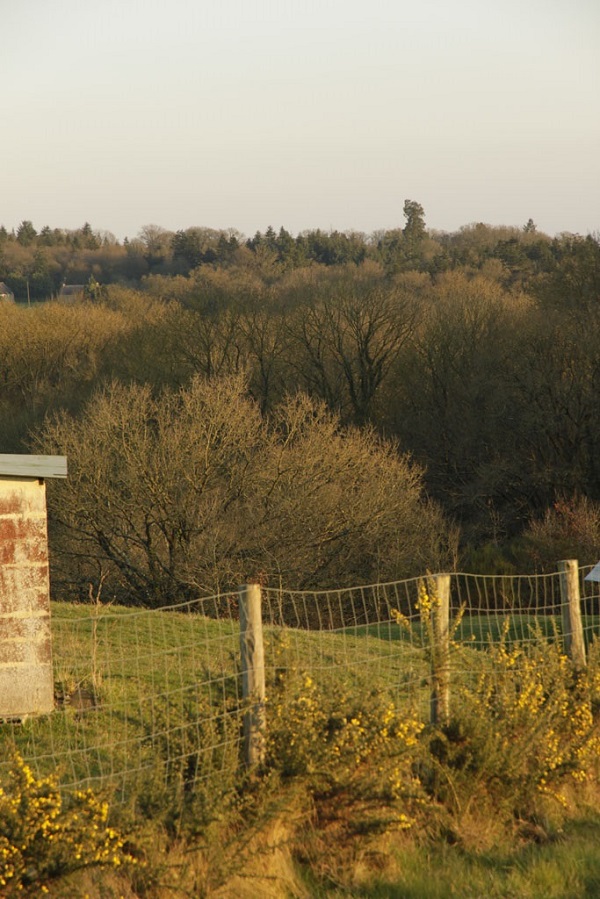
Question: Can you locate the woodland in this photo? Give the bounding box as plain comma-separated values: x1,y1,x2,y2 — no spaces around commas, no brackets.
1,202,600,603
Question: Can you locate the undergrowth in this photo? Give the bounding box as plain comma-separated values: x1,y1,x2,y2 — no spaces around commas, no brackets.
0,751,136,896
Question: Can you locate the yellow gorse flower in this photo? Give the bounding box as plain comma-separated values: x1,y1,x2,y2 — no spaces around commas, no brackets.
0,751,137,893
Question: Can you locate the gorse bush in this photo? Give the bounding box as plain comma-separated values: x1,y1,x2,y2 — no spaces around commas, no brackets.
261,619,600,851
0,752,136,895
136,689,242,837
427,625,600,821
389,579,600,833
265,634,426,832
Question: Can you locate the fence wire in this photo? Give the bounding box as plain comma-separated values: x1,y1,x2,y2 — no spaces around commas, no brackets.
1,566,599,807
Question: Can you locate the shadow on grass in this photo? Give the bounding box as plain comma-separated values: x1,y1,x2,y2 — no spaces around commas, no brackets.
314,817,600,898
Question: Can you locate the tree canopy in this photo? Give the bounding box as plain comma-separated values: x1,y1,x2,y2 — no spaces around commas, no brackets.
1,203,599,591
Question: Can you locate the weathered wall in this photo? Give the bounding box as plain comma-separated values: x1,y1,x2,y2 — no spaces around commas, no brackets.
0,477,54,717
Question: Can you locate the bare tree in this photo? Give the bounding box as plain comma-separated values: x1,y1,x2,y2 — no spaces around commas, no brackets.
38,375,451,605
287,285,418,424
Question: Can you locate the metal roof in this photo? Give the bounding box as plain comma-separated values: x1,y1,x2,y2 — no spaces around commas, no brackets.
0,455,67,479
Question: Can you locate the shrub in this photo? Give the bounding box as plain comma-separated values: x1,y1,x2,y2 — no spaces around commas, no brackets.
520,496,600,572
427,625,600,823
136,689,242,837
0,751,136,895
265,642,427,833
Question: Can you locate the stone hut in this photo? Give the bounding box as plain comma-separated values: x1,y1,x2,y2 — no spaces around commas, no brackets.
0,454,67,718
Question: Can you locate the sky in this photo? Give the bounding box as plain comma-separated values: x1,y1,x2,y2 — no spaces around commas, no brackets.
2,0,599,241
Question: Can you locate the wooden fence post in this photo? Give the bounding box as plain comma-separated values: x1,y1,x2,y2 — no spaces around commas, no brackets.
430,574,451,727
238,583,266,768
558,560,586,669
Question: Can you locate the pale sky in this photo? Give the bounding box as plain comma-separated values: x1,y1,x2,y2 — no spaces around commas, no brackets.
2,0,599,240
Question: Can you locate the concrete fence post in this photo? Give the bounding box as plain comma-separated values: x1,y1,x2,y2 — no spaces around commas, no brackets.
238,583,266,768
558,559,586,670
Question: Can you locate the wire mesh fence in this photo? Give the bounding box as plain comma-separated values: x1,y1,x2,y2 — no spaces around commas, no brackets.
1,564,599,807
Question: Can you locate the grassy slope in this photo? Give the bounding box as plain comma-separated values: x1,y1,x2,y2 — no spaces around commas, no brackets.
1,601,431,791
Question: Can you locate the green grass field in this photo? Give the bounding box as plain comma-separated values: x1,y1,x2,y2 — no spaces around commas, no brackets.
2,602,597,799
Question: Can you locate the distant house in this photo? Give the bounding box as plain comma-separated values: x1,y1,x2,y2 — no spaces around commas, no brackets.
0,282,15,302
58,283,85,302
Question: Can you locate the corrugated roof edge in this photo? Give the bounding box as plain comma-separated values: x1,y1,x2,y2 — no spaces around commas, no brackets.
0,455,68,479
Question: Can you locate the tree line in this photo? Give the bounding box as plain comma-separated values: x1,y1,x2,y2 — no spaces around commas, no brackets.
2,203,600,603
2,201,595,300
